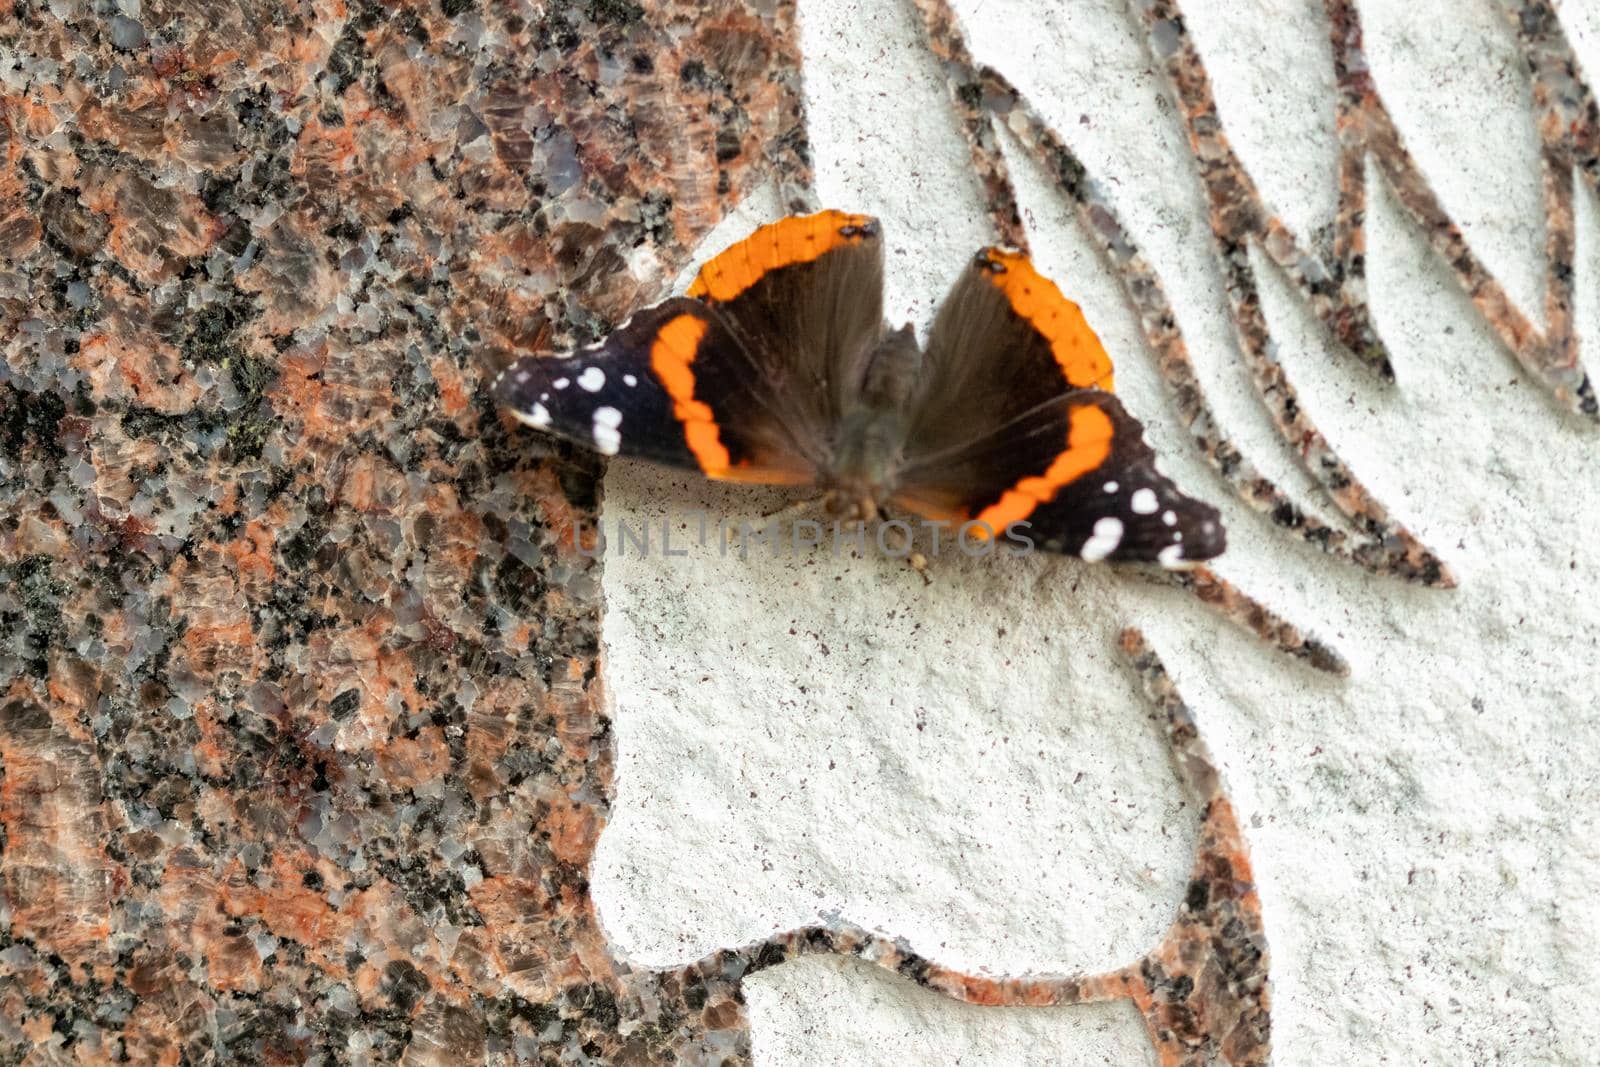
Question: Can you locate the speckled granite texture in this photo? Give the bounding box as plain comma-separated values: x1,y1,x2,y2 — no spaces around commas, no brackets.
5,0,1597,1062
0,1,808,1060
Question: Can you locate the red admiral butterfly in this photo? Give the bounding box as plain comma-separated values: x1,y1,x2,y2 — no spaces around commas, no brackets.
494,209,1224,566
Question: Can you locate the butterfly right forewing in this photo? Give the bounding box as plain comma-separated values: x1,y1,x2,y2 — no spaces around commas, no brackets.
895,248,1224,565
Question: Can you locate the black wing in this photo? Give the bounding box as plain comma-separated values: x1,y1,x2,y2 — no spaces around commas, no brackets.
686,209,886,453
492,298,820,485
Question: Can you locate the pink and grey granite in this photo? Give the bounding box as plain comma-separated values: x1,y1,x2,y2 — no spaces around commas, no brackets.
9,0,1590,1061
0,0,812,1060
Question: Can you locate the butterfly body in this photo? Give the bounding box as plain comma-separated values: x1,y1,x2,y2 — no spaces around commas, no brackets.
820,323,923,517
495,210,1224,566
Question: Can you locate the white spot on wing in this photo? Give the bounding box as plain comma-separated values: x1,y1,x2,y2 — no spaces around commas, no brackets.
515,369,531,384
553,378,570,389
1130,487,1159,514
1162,510,1177,526
1079,516,1124,562
577,367,606,392
512,402,552,430
623,374,638,387
592,406,622,455
1102,481,1119,494
1158,544,1186,568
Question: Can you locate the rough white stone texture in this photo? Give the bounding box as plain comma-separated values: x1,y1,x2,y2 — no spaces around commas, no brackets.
743,956,1156,1065
587,0,1600,1061
1571,2,1600,88
1171,0,1341,259
1362,0,1548,325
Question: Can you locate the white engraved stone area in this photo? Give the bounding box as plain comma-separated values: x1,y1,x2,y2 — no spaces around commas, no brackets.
590,0,1600,1061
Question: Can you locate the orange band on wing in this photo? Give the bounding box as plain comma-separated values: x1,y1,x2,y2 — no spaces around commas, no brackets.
979,249,1115,392
649,314,732,473
970,404,1114,534
687,209,878,303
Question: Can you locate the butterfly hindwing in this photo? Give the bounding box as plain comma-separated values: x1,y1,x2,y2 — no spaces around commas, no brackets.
895,390,1223,563
897,248,1224,565
492,298,819,485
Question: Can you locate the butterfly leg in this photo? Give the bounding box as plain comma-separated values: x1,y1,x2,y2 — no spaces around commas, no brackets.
874,509,931,584
728,491,838,555
762,490,837,524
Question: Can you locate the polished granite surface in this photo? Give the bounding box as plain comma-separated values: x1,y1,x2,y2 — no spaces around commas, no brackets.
3,0,1596,1062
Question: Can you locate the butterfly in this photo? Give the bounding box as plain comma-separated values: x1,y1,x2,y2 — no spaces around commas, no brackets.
492,209,1224,566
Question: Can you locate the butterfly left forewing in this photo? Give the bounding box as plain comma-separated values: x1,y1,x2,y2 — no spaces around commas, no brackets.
689,209,886,437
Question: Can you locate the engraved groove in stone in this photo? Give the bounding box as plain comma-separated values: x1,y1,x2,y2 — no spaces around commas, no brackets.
906,0,1375,674
1135,0,1455,587
975,67,1445,586
1328,0,1599,421
1149,565,1350,676
909,0,1030,252
907,0,1452,588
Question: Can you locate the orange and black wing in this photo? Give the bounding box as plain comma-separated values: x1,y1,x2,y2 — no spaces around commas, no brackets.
495,210,885,485
687,209,886,442
894,249,1224,565
894,390,1224,564
492,298,820,485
